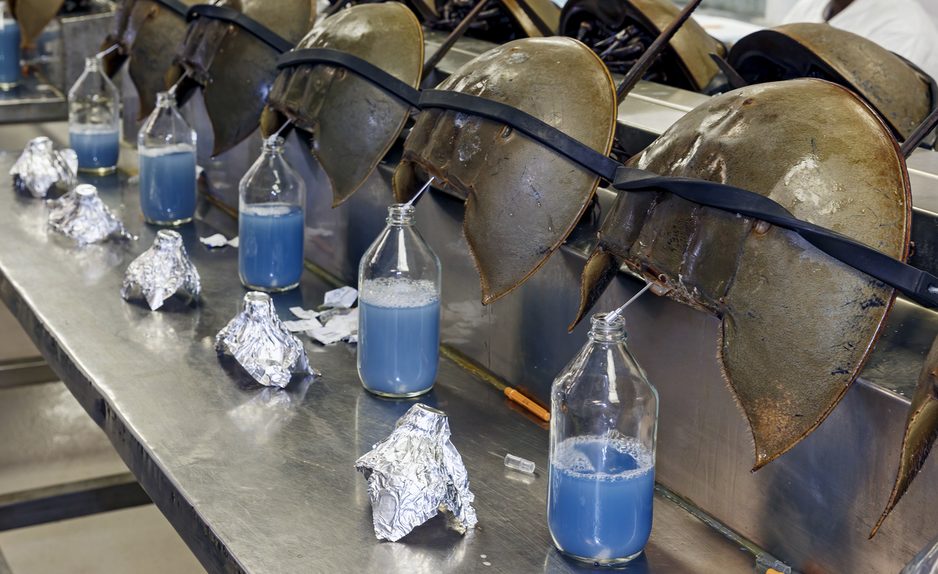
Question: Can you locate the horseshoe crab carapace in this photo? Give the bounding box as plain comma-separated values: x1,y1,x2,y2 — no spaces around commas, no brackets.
727,23,935,143
101,0,199,120
262,2,423,207
559,0,723,91
168,0,316,156
9,0,64,46
574,79,911,469
392,36,618,304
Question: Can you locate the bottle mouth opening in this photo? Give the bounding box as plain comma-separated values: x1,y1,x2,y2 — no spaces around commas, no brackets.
156,229,183,246
263,136,286,152
74,184,97,198
387,203,415,224
590,312,626,338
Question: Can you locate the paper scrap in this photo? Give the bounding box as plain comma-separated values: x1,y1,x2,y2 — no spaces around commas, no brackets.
289,306,321,320
324,286,358,309
200,233,238,249
305,308,359,346
282,319,323,333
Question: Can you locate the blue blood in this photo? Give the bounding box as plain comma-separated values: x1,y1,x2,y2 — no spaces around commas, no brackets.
139,145,197,224
239,203,304,291
0,19,20,86
70,126,120,172
548,436,655,563
358,289,440,396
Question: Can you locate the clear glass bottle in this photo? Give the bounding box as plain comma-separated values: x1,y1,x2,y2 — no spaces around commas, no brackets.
138,91,197,226
0,1,20,90
68,56,120,174
548,313,659,565
357,203,441,398
238,137,305,292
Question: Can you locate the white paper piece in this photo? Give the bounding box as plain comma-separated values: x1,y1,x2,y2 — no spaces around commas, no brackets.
200,233,238,249
289,306,321,320
324,285,358,309
282,319,323,333
305,308,359,346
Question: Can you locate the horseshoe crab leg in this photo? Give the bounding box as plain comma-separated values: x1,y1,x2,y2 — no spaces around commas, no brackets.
616,0,703,101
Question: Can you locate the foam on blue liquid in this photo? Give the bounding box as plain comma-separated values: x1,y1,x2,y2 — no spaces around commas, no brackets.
70,125,120,171
239,202,304,290
358,278,440,396
139,144,197,224
548,435,655,563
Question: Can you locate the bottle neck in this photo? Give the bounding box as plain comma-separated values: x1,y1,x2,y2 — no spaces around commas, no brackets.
588,313,626,344
84,57,102,74
387,203,415,227
261,136,285,158
155,91,176,110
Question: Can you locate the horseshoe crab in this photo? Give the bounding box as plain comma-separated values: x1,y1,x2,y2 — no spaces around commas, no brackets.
574,79,910,468
393,36,617,304
169,0,316,156
101,0,198,119
873,334,938,536
9,0,63,46
262,2,423,207
727,23,935,142
560,0,723,90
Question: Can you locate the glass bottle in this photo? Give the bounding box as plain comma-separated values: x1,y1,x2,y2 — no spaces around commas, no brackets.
0,2,20,90
238,137,305,292
68,56,120,174
547,313,659,566
138,91,197,226
357,203,441,398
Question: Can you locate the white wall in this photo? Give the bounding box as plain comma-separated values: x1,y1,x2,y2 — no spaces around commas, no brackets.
763,0,938,25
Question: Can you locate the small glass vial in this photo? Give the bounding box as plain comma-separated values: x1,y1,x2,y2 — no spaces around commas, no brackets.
548,313,659,566
138,91,197,226
0,1,20,90
358,203,441,398
68,56,120,174
238,137,305,292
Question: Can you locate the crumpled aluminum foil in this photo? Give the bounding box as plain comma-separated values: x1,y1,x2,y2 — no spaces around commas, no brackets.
121,230,201,310
47,184,135,245
10,137,78,198
355,404,478,541
215,291,313,388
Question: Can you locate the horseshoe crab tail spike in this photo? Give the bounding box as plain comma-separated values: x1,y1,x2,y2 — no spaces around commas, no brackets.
569,247,621,332
871,335,938,538
709,53,747,90
900,104,938,157
422,0,490,81
615,0,704,103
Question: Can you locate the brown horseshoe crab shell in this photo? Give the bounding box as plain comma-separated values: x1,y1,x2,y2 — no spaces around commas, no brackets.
173,0,315,156
393,37,617,304
9,0,63,47
728,23,933,141
576,79,910,468
263,2,423,207
103,0,200,119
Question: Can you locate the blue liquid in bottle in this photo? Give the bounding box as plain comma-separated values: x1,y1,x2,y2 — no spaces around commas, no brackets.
548,436,655,563
70,125,120,173
0,15,20,87
358,278,440,397
239,203,304,291
139,145,197,225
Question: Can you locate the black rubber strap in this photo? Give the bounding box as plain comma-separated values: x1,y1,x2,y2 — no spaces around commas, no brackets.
186,5,293,54
153,0,188,18
614,167,938,308
277,49,421,108
418,90,621,181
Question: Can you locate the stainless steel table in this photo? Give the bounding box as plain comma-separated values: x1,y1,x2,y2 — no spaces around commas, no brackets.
0,133,755,572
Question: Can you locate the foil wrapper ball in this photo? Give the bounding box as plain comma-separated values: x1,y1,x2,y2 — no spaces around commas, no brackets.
10,137,77,198
355,404,478,541
215,292,312,388
121,230,201,310
47,184,134,245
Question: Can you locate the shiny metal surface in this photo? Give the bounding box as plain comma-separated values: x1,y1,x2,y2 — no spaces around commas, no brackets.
0,142,755,572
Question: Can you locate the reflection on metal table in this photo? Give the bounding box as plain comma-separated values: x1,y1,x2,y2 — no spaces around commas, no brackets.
0,142,755,571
